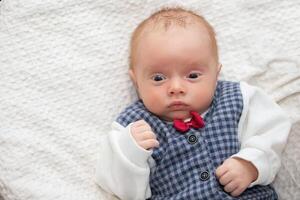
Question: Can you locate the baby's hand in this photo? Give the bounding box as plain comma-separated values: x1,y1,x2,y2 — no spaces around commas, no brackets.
215,157,258,197
130,120,159,150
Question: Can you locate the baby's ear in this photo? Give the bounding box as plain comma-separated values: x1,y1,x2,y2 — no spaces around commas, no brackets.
129,69,138,88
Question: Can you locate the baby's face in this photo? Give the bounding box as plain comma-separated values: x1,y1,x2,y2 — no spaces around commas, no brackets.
130,24,220,121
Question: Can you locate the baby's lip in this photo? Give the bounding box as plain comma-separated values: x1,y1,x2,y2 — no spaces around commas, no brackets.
168,101,188,108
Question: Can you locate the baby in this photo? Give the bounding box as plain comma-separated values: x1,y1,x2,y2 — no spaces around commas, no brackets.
96,7,291,200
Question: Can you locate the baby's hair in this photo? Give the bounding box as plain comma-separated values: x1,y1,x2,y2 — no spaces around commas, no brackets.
129,7,218,69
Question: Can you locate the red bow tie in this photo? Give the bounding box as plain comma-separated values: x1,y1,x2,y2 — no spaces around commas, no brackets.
173,111,205,133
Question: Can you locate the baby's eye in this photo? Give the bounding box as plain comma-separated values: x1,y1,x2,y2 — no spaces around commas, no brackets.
187,72,201,79
152,74,166,82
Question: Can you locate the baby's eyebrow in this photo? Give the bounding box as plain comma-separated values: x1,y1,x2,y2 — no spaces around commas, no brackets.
188,60,207,66
146,64,166,72
187,62,208,69
143,66,164,76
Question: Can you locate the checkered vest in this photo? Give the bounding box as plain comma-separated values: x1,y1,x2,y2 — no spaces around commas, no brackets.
116,81,277,200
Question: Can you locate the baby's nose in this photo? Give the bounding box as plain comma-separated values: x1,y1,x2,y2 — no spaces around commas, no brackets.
168,78,186,95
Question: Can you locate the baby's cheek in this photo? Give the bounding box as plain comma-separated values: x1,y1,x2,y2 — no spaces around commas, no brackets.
143,96,162,113
192,91,214,111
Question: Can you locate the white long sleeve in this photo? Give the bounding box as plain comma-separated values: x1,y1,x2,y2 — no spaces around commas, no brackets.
95,122,152,200
233,82,291,186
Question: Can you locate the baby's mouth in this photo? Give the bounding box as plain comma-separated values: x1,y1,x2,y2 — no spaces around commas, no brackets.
168,101,189,110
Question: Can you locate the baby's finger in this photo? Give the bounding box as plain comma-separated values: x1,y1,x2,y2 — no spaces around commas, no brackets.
142,131,157,140
139,139,159,150
132,126,153,136
230,186,245,197
215,164,228,179
132,120,152,130
223,181,238,193
218,171,232,186
134,131,157,141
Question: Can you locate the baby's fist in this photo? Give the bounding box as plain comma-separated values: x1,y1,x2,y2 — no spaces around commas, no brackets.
215,157,258,197
130,120,159,150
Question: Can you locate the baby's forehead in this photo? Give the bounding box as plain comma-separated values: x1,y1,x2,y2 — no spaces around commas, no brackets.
129,8,219,68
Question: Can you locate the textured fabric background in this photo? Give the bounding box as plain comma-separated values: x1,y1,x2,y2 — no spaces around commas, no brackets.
0,0,299,199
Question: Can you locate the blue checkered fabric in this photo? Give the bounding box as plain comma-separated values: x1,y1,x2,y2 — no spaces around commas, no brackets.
116,81,277,200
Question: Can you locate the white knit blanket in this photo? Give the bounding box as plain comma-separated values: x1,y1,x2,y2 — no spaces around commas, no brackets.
0,0,299,199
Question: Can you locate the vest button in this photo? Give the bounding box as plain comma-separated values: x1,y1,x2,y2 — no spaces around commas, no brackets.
187,134,198,144
200,171,210,181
